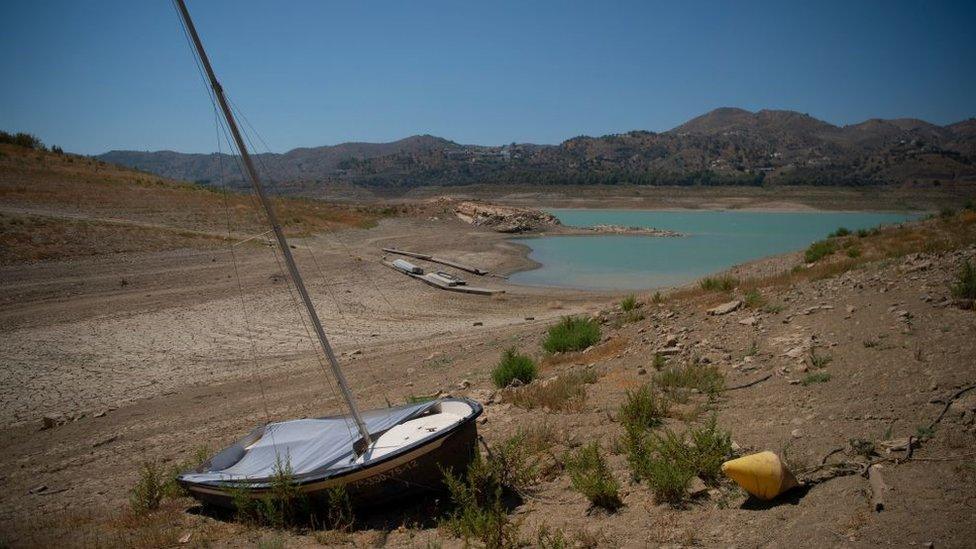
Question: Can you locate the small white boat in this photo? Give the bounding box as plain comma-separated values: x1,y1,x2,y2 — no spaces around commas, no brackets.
429,271,466,286
179,398,482,508
392,258,424,274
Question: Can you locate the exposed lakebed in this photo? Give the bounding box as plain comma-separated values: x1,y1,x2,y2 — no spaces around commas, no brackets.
509,209,918,290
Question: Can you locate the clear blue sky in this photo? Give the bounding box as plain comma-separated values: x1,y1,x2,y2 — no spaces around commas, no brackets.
2,0,974,155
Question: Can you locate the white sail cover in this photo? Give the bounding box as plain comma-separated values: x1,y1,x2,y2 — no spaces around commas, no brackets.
181,401,439,485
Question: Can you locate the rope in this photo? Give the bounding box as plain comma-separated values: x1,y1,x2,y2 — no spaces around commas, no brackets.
227,97,400,317
226,98,398,407
170,0,350,451
197,68,349,428
213,107,272,426
227,111,358,441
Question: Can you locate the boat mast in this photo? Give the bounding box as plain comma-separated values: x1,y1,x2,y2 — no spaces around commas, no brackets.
173,0,372,445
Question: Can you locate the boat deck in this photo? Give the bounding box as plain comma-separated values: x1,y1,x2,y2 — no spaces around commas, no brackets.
382,248,488,276
381,261,504,295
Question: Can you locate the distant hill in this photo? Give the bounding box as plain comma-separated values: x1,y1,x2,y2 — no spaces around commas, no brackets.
98,108,976,194
0,140,383,263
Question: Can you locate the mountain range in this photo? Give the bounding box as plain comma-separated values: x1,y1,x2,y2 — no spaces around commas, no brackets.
98,108,976,195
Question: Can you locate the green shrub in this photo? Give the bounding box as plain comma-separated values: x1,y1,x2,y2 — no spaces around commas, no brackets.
655,360,725,397
492,347,538,388
652,353,667,370
620,424,650,474
618,386,668,430
804,239,836,262
324,487,354,533
617,309,645,325
828,227,851,238
915,425,936,441
846,247,862,258
614,295,645,325
230,457,353,531
699,276,737,292
130,461,166,515
542,316,601,353
128,454,200,515
623,428,694,505
564,443,621,511
441,445,522,548
744,340,759,357
442,465,513,547
623,416,733,505
856,228,871,238
951,261,976,300
536,525,571,549
743,289,765,309
651,291,665,304
808,347,833,369
488,433,545,492
620,294,638,312
442,430,547,547
233,457,309,529
686,416,734,484
801,371,831,385
643,454,695,504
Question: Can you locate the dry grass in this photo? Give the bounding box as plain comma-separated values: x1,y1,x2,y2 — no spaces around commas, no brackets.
0,144,387,263
0,212,226,265
8,499,217,549
654,360,725,398
536,524,603,549
518,421,561,454
543,336,628,368
698,275,737,292
504,368,598,411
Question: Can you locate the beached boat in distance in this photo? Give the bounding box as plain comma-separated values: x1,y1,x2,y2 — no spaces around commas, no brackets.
392,258,424,275
171,0,482,508
430,271,466,286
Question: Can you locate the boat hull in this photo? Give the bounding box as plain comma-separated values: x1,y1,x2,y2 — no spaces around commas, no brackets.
181,402,481,509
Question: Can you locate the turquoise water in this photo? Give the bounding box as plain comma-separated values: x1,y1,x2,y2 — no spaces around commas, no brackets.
509,209,916,290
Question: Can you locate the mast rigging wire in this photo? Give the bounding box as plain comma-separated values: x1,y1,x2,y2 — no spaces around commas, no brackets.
169,0,355,441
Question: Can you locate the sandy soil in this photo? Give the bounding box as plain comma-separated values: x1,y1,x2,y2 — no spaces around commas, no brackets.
0,216,607,426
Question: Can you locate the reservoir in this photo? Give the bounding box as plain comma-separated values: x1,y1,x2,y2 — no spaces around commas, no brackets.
509,209,917,290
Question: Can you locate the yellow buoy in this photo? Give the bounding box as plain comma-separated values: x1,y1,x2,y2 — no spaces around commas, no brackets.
721,451,798,500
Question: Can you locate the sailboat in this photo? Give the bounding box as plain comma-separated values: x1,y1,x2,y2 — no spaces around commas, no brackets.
171,0,482,509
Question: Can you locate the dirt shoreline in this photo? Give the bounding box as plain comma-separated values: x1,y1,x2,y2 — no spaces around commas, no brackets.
540,204,928,214
401,183,975,213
